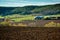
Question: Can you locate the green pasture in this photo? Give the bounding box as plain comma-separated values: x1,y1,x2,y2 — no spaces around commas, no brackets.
11,15,35,22
4,14,35,22
0,14,60,22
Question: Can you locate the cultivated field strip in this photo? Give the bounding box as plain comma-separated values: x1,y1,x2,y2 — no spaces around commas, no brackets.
0,27,60,40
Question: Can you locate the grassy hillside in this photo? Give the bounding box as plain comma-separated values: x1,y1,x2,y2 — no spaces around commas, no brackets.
0,6,38,16
0,4,60,16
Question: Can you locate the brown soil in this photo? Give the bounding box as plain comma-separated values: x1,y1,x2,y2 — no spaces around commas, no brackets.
0,27,60,40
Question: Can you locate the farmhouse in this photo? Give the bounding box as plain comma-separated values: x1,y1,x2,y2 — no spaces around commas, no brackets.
34,16,44,20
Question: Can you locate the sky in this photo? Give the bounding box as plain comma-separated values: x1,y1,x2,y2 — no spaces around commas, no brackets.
0,0,60,7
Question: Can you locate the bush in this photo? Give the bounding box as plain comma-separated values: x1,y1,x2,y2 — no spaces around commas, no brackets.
44,21,60,27
0,21,10,26
44,21,56,27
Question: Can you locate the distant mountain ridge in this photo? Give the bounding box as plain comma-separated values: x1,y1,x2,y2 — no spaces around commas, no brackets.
0,4,60,16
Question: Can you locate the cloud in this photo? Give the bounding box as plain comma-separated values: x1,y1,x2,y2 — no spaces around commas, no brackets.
0,0,29,3
0,2,60,7
0,0,60,7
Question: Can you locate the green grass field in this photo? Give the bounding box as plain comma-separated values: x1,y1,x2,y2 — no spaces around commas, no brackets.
4,14,35,22
11,15,35,22
0,14,60,22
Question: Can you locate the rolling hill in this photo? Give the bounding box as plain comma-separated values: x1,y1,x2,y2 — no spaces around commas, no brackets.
0,4,60,16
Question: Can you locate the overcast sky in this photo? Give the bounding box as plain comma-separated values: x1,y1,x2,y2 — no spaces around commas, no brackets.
0,0,60,7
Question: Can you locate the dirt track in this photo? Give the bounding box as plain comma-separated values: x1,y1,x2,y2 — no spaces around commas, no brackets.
0,27,60,40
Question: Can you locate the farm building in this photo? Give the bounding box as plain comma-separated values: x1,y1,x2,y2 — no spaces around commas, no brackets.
34,16,44,20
